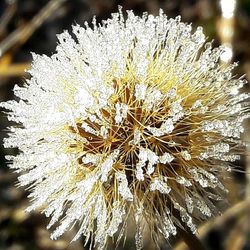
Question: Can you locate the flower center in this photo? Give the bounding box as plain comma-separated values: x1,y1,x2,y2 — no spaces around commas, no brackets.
68,80,195,187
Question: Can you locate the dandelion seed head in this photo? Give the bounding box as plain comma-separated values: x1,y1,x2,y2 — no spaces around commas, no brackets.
1,9,249,249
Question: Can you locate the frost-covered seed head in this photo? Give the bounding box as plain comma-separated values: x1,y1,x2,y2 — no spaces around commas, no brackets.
1,9,249,250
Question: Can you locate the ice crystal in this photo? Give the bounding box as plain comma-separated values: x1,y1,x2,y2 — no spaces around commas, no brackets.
1,8,249,250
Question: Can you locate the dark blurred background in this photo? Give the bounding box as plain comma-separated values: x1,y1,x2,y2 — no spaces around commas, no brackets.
0,0,249,249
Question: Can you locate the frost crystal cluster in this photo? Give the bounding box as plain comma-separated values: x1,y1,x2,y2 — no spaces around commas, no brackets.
1,9,249,249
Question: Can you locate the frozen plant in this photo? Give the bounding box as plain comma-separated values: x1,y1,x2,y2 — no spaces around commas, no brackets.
1,8,249,250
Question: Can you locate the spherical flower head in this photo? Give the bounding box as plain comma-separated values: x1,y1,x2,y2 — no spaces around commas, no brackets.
1,9,249,250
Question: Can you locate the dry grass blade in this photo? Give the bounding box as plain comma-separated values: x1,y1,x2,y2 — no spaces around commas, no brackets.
0,0,67,57
0,63,30,77
174,199,250,250
225,214,249,250
0,0,17,36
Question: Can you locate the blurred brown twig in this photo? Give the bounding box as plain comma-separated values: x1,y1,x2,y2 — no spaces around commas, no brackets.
0,0,67,57
174,198,250,250
0,0,17,37
0,62,30,77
